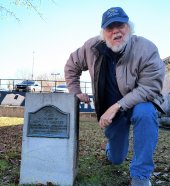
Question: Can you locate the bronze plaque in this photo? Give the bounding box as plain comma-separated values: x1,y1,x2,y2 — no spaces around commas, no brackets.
27,105,70,138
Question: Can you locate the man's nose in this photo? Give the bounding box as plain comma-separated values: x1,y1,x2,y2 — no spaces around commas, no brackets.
110,27,119,34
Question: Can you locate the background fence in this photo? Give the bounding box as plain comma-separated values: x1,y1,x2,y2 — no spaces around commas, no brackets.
0,79,94,113
0,79,92,94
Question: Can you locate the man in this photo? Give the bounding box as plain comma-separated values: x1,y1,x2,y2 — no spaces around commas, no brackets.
64,7,166,186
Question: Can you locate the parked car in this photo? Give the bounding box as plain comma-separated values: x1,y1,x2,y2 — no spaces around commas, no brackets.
15,80,41,92
51,84,68,93
0,88,10,92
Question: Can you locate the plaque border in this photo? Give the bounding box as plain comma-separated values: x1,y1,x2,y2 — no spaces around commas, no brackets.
27,105,70,138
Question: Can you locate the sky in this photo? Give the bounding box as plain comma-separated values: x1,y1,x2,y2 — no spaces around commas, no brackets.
0,0,170,81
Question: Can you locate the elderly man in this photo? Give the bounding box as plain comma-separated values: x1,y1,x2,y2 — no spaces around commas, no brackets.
64,7,165,186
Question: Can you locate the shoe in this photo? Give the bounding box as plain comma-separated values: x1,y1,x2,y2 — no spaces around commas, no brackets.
131,179,151,186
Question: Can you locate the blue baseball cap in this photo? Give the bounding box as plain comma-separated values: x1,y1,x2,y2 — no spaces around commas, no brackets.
101,7,129,28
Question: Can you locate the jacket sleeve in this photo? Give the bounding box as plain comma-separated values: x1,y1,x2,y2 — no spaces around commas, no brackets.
118,43,165,111
64,42,89,94
64,36,99,94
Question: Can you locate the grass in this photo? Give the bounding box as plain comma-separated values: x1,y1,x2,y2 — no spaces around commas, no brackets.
0,117,170,186
0,159,10,171
76,156,130,186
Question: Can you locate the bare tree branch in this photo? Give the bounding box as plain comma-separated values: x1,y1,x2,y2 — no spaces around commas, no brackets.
0,0,56,22
26,0,45,21
0,5,20,22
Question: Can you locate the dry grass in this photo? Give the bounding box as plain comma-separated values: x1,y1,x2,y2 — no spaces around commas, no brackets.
0,117,24,127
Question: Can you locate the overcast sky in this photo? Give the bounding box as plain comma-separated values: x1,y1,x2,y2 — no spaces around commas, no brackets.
0,0,170,81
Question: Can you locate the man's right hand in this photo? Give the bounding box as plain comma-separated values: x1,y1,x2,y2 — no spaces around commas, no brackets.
99,103,120,128
76,93,90,103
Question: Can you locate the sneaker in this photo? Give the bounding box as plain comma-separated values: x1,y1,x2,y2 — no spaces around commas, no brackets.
131,179,151,186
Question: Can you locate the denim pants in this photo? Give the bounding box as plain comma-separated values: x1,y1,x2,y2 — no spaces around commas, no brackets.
104,102,159,180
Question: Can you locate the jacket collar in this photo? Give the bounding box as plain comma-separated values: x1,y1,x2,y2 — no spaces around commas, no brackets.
90,35,134,63
92,38,127,60
91,39,105,55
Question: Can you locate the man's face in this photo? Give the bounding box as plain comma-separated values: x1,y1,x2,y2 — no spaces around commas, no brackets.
103,22,130,52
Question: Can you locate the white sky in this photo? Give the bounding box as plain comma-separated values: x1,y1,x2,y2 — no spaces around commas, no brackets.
0,0,170,81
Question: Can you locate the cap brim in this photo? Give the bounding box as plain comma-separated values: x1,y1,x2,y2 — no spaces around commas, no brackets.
102,17,128,28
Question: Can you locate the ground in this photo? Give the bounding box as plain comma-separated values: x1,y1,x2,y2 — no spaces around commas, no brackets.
0,118,170,186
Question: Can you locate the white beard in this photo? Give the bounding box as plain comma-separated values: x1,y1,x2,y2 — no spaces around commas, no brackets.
105,33,131,53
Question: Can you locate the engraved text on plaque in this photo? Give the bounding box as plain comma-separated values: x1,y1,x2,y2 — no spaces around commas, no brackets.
27,105,70,138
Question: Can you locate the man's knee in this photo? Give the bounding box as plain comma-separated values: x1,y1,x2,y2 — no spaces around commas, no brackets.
108,156,124,165
112,158,124,165
106,147,126,165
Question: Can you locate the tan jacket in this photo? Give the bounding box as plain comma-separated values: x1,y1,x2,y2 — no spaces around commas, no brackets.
64,35,166,117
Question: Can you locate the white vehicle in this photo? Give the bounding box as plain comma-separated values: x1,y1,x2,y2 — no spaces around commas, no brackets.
15,80,41,92
51,84,68,93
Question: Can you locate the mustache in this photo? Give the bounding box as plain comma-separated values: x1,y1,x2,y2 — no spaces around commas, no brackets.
112,33,122,40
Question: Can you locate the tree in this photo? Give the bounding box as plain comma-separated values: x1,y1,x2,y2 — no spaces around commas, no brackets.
0,0,55,22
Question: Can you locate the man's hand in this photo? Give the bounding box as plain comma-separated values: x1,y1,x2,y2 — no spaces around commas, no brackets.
99,103,120,128
76,93,90,103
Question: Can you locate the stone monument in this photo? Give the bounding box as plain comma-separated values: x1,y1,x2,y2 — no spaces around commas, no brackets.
19,93,79,186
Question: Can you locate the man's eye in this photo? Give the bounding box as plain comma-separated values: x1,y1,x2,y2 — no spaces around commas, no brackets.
106,23,125,30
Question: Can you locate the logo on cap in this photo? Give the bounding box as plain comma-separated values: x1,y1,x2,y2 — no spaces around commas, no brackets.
106,8,119,18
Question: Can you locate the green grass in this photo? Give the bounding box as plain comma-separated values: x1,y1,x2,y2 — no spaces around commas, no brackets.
76,156,130,186
0,159,10,171
0,118,170,186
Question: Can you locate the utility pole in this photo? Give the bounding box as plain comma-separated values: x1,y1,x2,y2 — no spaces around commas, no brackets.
51,73,60,81
32,51,35,80
51,73,60,91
